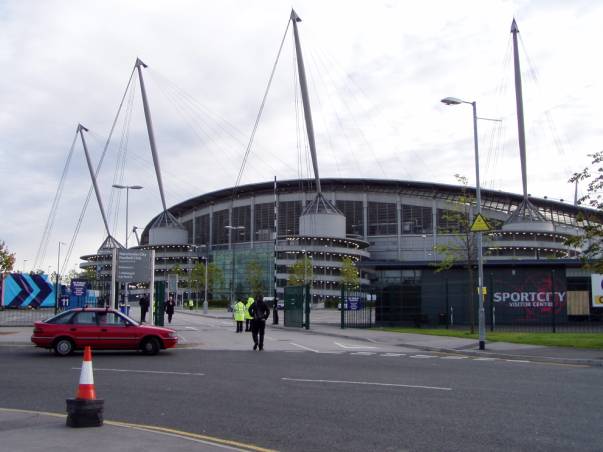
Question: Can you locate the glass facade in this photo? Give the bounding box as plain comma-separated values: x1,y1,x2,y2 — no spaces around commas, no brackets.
194,214,209,245
401,205,432,234
336,200,364,236
368,202,397,235
278,201,302,236
232,206,251,243
212,209,229,245
254,202,274,242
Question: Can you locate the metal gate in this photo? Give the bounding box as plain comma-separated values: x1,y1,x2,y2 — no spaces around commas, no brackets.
340,287,374,328
284,285,310,329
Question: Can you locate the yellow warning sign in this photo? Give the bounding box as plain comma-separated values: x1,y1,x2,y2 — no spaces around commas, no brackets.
470,213,491,232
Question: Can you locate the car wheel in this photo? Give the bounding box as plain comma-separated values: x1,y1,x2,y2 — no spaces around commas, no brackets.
53,338,74,356
141,337,160,355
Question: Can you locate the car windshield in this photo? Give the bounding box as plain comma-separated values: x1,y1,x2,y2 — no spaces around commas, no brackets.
44,311,75,324
118,311,139,326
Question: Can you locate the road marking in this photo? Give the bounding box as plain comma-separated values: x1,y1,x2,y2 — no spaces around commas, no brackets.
381,353,406,357
0,407,273,452
441,356,468,360
317,351,344,354
184,326,198,331
410,354,436,359
290,342,320,353
281,377,451,391
505,359,530,363
334,341,377,349
350,352,376,356
473,357,497,361
73,367,204,376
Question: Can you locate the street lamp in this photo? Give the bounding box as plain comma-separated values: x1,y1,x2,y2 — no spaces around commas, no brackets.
22,259,28,273
441,96,486,350
55,241,66,314
225,225,245,308
112,184,143,248
190,245,210,314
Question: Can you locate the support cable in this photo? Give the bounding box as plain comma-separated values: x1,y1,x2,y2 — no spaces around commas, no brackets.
61,66,137,273
33,132,78,270
232,18,291,194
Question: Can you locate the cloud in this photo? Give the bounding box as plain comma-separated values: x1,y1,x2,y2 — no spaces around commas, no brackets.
1,0,602,272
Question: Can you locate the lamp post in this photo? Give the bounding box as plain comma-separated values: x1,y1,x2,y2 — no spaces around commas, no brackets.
55,241,66,314
441,96,486,350
22,259,28,273
112,184,143,248
225,225,245,309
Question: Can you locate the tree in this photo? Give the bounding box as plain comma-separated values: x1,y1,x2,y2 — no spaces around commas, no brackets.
567,151,603,271
288,256,313,286
245,259,265,296
0,241,16,273
190,261,224,299
432,174,477,333
341,257,360,289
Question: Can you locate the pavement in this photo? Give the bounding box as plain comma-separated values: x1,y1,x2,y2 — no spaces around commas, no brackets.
1,307,602,452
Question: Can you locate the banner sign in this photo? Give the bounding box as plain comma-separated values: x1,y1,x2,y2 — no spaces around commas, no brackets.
490,268,567,323
590,274,603,308
70,279,88,297
0,273,56,308
116,250,152,282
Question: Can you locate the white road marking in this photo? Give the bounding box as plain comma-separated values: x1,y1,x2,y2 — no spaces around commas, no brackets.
441,356,468,360
184,327,198,331
350,352,376,356
282,377,451,391
473,357,497,361
334,341,377,349
290,342,320,353
317,351,344,354
73,367,204,376
410,354,436,359
505,359,530,363
380,353,406,357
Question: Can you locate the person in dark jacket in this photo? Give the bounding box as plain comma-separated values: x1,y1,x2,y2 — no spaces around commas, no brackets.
165,296,176,324
139,295,150,323
248,294,270,351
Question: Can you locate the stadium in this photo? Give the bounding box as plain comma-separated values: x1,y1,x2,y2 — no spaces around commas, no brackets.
79,177,602,326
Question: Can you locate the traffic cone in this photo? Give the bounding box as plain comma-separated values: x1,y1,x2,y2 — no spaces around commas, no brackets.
76,346,96,399
66,346,104,428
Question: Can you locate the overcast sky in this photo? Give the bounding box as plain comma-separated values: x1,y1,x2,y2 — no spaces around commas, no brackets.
1,0,601,274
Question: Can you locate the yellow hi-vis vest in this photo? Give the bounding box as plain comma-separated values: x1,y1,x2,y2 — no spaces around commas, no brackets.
245,297,254,320
234,301,245,321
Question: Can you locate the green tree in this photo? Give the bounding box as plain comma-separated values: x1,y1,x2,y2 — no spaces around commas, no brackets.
567,151,603,271
288,256,313,286
245,259,265,296
341,257,360,289
0,241,16,273
190,261,224,299
433,174,477,333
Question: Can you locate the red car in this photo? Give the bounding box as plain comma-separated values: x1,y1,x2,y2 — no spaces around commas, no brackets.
31,307,178,356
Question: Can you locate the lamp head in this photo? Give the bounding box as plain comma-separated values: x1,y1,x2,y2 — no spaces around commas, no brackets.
441,97,463,106
130,185,143,190
112,184,126,189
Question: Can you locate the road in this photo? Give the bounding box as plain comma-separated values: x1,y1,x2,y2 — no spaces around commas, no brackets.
0,312,601,451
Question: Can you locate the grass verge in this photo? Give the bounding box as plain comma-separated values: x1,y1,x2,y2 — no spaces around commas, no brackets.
379,327,603,349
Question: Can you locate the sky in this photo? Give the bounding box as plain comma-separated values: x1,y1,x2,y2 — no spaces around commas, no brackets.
1,0,602,275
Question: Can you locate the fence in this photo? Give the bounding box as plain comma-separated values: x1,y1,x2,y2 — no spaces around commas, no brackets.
370,278,603,333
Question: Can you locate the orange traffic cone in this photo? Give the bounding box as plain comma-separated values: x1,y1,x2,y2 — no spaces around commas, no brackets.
76,346,96,400
66,346,104,428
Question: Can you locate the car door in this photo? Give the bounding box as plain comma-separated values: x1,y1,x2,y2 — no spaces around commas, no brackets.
69,311,100,348
96,311,140,349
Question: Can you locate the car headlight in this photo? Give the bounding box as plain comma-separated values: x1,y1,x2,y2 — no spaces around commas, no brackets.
168,332,177,338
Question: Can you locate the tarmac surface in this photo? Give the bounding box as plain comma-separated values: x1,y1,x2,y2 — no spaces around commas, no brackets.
1,307,602,451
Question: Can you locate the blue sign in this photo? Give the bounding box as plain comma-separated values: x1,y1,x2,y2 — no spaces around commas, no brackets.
345,296,363,310
1,273,56,308
70,279,87,297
